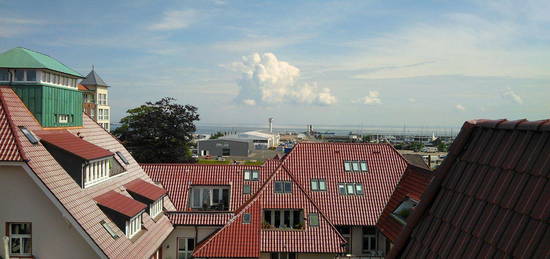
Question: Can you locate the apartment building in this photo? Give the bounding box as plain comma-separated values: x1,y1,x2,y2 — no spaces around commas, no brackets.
79,69,111,131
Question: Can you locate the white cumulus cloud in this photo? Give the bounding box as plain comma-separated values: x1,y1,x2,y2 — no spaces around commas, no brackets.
230,53,336,106
502,88,523,104
362,90,382,105
148,10,198,31
455,104,466,111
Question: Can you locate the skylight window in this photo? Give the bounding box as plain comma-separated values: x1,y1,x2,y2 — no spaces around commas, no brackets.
356,184,364,195
391,198,418,224
338,184,346,195
244,170,259,181
19,126,39,144
308,213,319,226
311,179,327,191
339,183,364,195
243,213,251,224
352,162,360,171
274,181,292,193
344,162,351,171
360,161,368,172
346,184,355,195
243,184,251,194
100,220,119,239
344,160,369,172
116,151,129,165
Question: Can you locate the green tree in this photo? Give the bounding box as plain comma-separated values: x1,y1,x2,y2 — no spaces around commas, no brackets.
437,142,449,152
409,142,425,152
113,97,199,163
210,131,224,139
362,135,372,143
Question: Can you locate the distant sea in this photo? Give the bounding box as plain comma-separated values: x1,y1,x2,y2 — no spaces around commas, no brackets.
111,123,461,137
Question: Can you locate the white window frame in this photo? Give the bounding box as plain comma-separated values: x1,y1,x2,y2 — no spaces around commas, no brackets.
83,158,111,188
189,186,230,209
362,226,378,253
7,223,32,256
264,209,303,229
177,237,195,259
58,114,69,123
125,213,142,238
150,198,164,218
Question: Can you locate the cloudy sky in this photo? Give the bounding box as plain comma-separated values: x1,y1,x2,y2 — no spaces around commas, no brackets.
1,0,549,128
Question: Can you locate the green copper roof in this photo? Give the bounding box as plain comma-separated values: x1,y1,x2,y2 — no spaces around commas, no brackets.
0,47,83,78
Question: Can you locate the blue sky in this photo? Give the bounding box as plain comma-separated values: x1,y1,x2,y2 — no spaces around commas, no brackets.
1,0,549,128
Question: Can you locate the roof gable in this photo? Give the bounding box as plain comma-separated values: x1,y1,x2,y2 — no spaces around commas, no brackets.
0,90,23,161
94,190,147,218
0,47,82,77
389,119,550,258
124,178,167,201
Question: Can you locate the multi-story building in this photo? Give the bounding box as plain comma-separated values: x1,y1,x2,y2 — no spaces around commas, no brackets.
0,47,172,259
79,68,111,131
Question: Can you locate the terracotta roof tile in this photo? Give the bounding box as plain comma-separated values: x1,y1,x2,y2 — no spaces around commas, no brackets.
37,130,113,160
0,89,23,161
124,178,167,201
94,190,147,217
388,119,550,259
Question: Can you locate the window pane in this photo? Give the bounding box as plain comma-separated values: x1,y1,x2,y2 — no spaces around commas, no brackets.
346,184,355,195
0,69,9,81
27,70,36,81
356,184,364,195
202,189,210,207
319,179,326,190
178,238,186,251
10,237,20,253
293,210,301,228
244,170,251,180
344,162,351,171
15,70,24,81
274,182,283,193
284,182,292,193
360,161,368,172
222,189,230,209
264,210,271,224
243,184,251,194
352,162,360,171
338,184,346,195
213,189,220,203
252,170,259,180
274,211,281,227
187,238,195,250
192,189,201,207
283,210,290,227
311,179,319,190
309,213,319,226
243,213,251,224
22,237,31,253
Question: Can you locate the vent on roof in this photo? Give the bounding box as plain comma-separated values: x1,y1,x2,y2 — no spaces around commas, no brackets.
19,126,39,144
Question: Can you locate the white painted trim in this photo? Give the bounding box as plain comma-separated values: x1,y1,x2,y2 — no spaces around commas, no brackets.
1,162,108,259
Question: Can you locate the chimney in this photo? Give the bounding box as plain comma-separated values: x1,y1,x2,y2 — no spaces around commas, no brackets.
268,118,273,133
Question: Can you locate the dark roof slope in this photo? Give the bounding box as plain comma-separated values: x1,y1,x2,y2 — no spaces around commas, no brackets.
80,69,108,87
402,154,430,170
377,165,434,242
389,119,550,259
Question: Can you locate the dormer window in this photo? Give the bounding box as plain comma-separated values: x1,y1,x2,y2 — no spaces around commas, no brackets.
94,190,146,239
57,114,69,123
126,214,142,238
391,198,418,224
189,186,230,211
124,178,167,218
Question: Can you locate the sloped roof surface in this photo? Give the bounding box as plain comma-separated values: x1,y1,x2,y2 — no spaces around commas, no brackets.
0,47,82,77
37,130,113,160
94,190,147,217
389,119,550,259
402,154,430,170
0,87,173,259
192,165,346,257
77,84,90,91
0,91,23,161
281,142,409,225
377,165,434,242
143,163,279,211
80,69,108,87
124,178,167,201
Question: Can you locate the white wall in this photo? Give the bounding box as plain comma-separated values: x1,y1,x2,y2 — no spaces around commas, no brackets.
161,226,219,259
0,165,99,259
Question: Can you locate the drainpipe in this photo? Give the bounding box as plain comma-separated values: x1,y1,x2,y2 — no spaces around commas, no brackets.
194,226,198,251
3,236,9,259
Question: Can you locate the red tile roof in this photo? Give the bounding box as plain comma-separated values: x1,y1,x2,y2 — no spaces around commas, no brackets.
389,119,550,259
37,130,113,160
192,164,346,257
77,84,89,91
376,165,434,242
124,178,167,201
281,142,409,225
0,89,23,161
0,87,173,259
94,190,147,217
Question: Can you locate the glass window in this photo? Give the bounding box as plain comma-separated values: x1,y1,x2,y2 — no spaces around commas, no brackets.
0,69,9,81
8,223,32,256
19,127,39,144
352,162,360,171
244,170,251,180
178,238,195,259
362,226,377,253
392,198,418,223
344,161,351,171
264,210,303,229
116,151,130,165
26,70,36,81
308,213,319,226
100,220,119,239
356,184,364,195
284,181,292,193
189,186,230,210
274,181,283,193
311,179,319,191
243,184,251,194
243,213,251,224
338,184,346,195
360,161,368,172
346,184,355,195
15,70,25,81
252,170,259,180
319,179,327,191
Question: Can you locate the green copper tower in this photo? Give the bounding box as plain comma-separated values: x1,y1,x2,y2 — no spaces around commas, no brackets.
0,47,84,127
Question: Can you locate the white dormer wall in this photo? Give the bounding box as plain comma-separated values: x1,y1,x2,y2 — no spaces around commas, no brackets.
38,70,78,89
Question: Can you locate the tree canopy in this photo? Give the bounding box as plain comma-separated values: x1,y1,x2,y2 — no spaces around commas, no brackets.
113,97,199,163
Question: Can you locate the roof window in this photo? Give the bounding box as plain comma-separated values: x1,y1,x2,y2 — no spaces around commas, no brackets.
308,213,319,226
244,170,259,181
243,184,251,194
344,160,369,172
274,181,292,193
19,126,39,144
116,151,130,165
243,213,251,224
310,179,327,191
100,220,119,239
338,183,364,195
391,198,418,224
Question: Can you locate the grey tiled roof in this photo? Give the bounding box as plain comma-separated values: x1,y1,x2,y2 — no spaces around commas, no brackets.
80,69,108,87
